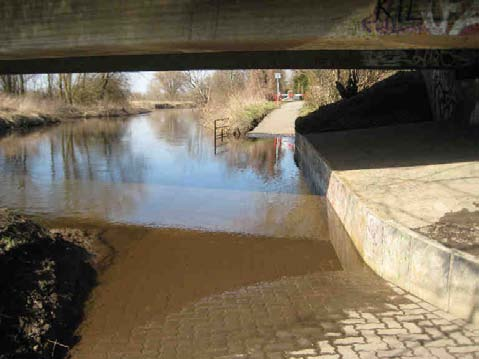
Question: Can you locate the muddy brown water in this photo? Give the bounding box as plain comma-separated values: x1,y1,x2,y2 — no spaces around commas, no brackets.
0,110,381,358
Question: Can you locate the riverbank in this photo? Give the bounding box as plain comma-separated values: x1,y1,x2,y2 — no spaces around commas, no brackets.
202,100,277,136
0,94,151,135
130,100,196,110
295,122,479,323
0,210,102,358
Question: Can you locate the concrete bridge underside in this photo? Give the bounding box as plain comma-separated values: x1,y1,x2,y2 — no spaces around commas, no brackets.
0,0,478,74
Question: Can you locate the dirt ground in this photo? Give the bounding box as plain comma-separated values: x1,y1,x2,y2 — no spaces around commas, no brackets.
0,210,101,359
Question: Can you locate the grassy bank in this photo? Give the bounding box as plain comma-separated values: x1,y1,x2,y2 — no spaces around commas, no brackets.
0,210,103,358
0,94,150,134
202,97,277,136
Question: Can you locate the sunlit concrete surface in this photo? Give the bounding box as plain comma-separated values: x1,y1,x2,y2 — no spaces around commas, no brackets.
249,102,304,138
301,122,479,254
296,122,479,323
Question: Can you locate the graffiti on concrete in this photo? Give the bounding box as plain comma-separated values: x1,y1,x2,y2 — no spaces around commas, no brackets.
361,49,479,68
362,0,479,35
422,70,458,122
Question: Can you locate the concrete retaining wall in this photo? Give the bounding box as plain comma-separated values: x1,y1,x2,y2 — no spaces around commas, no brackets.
296,133,479,323
422,70,479,126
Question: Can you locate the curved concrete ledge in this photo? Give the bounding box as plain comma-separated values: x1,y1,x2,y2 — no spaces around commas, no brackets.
296,132,479,323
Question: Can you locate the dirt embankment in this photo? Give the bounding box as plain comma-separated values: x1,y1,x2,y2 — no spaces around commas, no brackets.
0,105,151,135
0,210,105,359
295,71,433,134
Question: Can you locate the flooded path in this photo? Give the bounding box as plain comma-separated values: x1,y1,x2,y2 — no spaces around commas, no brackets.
0,110,323,238
0,111,476,359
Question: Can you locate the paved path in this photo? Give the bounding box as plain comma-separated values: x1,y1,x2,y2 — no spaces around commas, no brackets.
72,271,479,359
248,101,303,137
70,218,479,359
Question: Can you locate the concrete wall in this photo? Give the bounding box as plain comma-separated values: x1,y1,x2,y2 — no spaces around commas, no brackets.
296,133,479,323
0,1,479,73
423,70,479,126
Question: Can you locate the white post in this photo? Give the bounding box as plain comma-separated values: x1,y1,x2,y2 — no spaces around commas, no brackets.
275,72,281,105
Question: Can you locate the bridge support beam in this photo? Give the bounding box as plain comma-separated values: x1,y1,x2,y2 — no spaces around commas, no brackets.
0,1,478,73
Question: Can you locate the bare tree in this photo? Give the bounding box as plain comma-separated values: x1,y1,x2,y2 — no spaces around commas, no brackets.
185,71,212,105
0,75,26,95
152,72,188,100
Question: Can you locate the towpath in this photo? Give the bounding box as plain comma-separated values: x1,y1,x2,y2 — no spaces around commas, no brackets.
248,101,303,137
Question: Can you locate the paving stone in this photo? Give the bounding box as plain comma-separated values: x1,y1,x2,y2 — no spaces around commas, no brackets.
333,337,365,345
399,304,420,310
381,336,405,349
317,341,335,354
403,323,422,334
428,348,455,359
382,318,401,329
343,325,359,336
440,325,460,332
448,345,479,353
354,343,389,352
337,345,360,359
396,315,425,321
341,319,366,325
424,327,444,339
69,269,479,359
358,352,378,359
424,339,456,347
377,349,410,357
289,349,317,356
449,332,473,345
377,328,408,335
356,324,385,330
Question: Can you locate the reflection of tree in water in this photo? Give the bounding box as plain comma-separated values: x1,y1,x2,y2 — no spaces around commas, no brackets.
0,118,146,183
0,119,148,219
55,118,147,183
223,138,284,180
147,110,211,160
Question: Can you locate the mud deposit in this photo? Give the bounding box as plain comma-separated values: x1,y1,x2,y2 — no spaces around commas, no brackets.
0,210,96,359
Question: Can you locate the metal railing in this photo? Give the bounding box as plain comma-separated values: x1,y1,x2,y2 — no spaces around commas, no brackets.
214,119,230,155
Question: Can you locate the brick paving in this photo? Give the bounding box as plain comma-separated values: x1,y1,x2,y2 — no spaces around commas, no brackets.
71,270,479,359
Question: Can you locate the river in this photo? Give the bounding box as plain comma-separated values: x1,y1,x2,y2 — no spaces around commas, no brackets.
0,110,327,238
0,110,418,359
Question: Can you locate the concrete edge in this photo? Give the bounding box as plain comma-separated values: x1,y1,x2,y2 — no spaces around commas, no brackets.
295,133,479,323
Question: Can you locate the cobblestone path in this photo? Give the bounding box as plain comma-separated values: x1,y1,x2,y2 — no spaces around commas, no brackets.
72,270,479,359
70,224,479,359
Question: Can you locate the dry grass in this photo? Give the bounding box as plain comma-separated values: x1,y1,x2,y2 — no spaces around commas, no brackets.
0,93,143,120
0,93,64,117
202,83,276,134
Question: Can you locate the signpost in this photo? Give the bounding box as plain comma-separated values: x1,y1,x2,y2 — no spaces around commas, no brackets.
275,72,281,105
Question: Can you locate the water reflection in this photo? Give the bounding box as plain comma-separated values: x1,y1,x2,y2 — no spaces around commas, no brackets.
0,110,323,237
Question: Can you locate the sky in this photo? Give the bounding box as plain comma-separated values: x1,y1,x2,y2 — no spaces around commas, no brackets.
128,70,294,95
129,72,155,94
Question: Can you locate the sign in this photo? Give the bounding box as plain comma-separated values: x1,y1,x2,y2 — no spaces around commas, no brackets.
275,72,281,79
